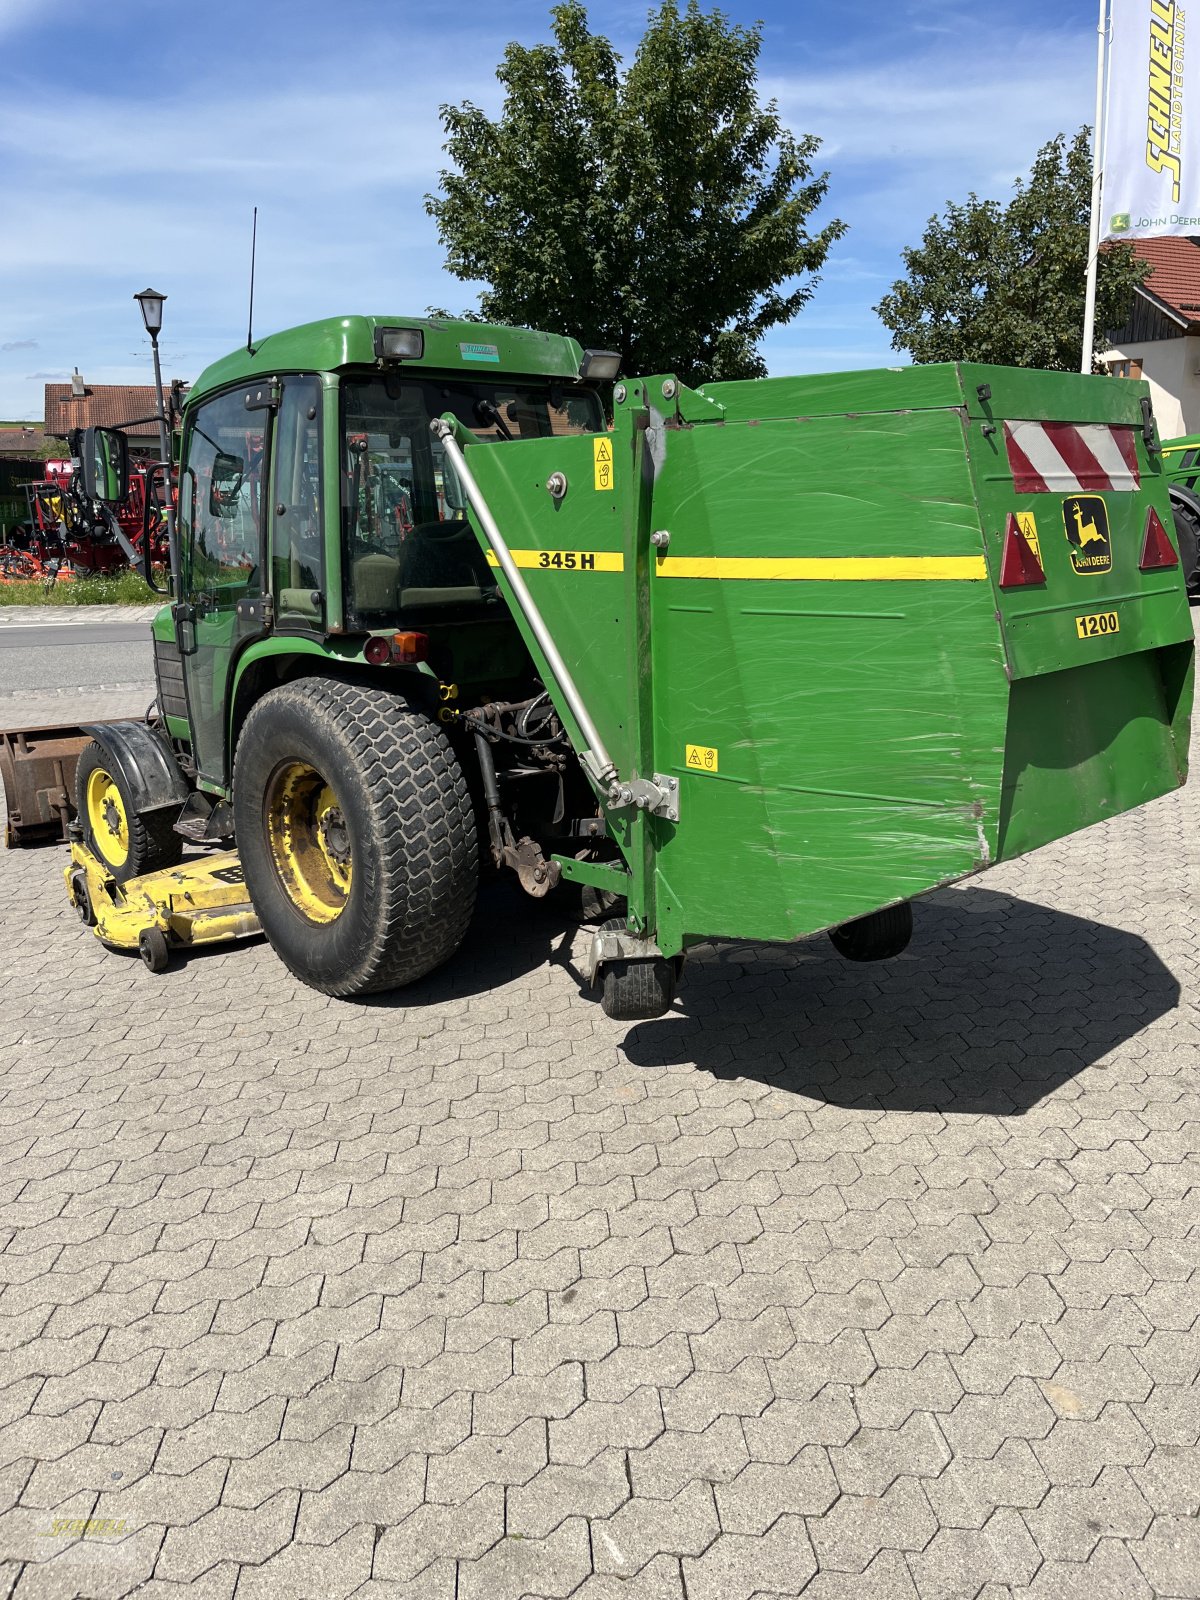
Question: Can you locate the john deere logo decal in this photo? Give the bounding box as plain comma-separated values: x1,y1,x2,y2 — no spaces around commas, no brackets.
1063,495,1112,574
1110,212,1131,233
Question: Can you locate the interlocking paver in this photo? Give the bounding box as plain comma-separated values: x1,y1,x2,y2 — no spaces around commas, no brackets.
829,1411,950,1495
372,1483,504,1583
1,638,1198,1597
592,1479,720,1574
905,1507,1042,1596
457,1515,592,1599
628,1412,749,1498
923,1437,1049,1529
1019,1539,1155,1600
808,1476,938,1572
155,1489,299,1582
683,1513,817,1600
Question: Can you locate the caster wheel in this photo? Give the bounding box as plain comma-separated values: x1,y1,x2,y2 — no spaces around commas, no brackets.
70,869,94,926
828,901,913,962
597,919,682,1021
138,926,170,973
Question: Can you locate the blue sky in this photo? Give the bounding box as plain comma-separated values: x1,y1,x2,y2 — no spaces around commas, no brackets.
0,0,1099,418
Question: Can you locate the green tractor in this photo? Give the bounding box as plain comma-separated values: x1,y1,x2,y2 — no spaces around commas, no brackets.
48,315,1193,1018
1159,431,1200,595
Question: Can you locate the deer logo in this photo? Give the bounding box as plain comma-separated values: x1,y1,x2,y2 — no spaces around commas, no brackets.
1062,495,1112,574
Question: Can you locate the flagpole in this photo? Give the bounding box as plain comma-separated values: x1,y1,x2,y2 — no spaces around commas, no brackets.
1081,0,1111,373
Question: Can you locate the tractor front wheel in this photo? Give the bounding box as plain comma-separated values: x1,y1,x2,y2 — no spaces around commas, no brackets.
232,680,478,996
75,741,182,884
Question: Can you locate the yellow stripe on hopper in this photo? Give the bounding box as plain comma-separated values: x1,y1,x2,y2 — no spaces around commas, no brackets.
654,555,989,582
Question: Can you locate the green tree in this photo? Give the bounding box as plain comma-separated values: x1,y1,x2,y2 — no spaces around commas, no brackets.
426,0,845,386
875,129,1148,370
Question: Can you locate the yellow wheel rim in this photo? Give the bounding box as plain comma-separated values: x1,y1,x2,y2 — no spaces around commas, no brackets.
85,767,129,868
265,760,353,924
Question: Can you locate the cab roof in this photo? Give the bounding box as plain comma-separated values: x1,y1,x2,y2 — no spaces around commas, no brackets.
189,316,587,405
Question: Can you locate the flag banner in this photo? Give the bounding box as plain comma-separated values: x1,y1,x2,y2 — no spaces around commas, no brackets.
1103,0,1199,238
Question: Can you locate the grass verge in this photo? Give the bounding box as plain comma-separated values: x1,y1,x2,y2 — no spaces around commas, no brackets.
0,572,161,606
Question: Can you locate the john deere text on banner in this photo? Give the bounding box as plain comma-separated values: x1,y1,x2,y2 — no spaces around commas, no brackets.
1103,0,1199,239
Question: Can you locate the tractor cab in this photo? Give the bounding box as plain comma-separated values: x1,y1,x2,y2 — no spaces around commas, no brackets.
151,316,612,790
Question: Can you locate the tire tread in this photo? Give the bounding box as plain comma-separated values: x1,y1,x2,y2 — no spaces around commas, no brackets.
234,679,478,996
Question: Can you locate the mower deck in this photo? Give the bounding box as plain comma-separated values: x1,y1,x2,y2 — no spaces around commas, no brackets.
65,842,261,971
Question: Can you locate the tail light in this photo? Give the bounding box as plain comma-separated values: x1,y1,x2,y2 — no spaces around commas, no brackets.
998,514,1046,588
1139,506,1179,571
392,631,429,663
363,631,429,666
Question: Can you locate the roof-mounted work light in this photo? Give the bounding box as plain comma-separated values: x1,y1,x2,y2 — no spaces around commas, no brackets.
374,327,425,362
579,349,621,382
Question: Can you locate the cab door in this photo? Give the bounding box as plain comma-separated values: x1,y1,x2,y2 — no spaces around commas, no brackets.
175,386,272,786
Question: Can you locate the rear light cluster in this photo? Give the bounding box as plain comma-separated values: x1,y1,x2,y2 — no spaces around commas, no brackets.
364,631,429,666
997,506,1180,588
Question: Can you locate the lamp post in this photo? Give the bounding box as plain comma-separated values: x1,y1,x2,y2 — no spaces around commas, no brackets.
134,287,176,579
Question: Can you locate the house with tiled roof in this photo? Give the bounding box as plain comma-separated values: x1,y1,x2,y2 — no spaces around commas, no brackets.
1101,236,1200,436
42,371,171,453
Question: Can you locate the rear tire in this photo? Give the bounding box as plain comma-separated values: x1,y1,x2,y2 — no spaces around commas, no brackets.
828,902,913,962
75,740,183,884
233,679,478,996
1170,499,1200,596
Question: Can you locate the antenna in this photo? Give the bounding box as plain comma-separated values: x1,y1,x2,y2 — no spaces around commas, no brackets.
246,206,258,355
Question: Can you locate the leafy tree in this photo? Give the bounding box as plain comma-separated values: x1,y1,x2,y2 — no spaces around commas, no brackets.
426,0,845,386
875,130,1148,370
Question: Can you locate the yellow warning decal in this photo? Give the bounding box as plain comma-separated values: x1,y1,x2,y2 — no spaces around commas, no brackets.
1075,611,1120,638
654,556,988,581
485,549,624,572
1015,511,1041,561
685,744,719,774
593,436,614,491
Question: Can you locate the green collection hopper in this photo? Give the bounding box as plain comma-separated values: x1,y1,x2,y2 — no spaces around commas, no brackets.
442,362,1194,965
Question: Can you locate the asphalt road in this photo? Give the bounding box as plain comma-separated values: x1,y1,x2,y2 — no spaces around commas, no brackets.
0,617,155,699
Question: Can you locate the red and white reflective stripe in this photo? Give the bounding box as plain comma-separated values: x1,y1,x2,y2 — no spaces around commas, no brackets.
1003,421,1140,493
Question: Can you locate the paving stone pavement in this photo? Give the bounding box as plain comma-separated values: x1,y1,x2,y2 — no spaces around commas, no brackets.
0,647,1197,1599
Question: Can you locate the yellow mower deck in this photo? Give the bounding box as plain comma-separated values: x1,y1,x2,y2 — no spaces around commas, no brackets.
65,842,261,970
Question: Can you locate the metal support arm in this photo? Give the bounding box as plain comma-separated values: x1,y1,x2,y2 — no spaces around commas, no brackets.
431,418,619,794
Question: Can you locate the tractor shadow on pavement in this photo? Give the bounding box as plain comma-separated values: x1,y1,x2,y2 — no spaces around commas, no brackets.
351,876,593,1009
619,884,1183,1116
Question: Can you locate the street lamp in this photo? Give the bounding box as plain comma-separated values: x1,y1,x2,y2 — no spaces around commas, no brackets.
133,287,176,582
134,287,165,337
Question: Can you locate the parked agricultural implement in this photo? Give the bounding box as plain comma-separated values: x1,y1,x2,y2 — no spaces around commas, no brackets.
0,440,171,583
2,315,1193,1018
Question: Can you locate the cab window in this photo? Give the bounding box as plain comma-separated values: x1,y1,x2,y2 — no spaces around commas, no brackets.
180,389,265,610
271,378,324,628
340,375,602,630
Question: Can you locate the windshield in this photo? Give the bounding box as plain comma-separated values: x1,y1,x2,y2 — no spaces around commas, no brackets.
341,374,603,628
